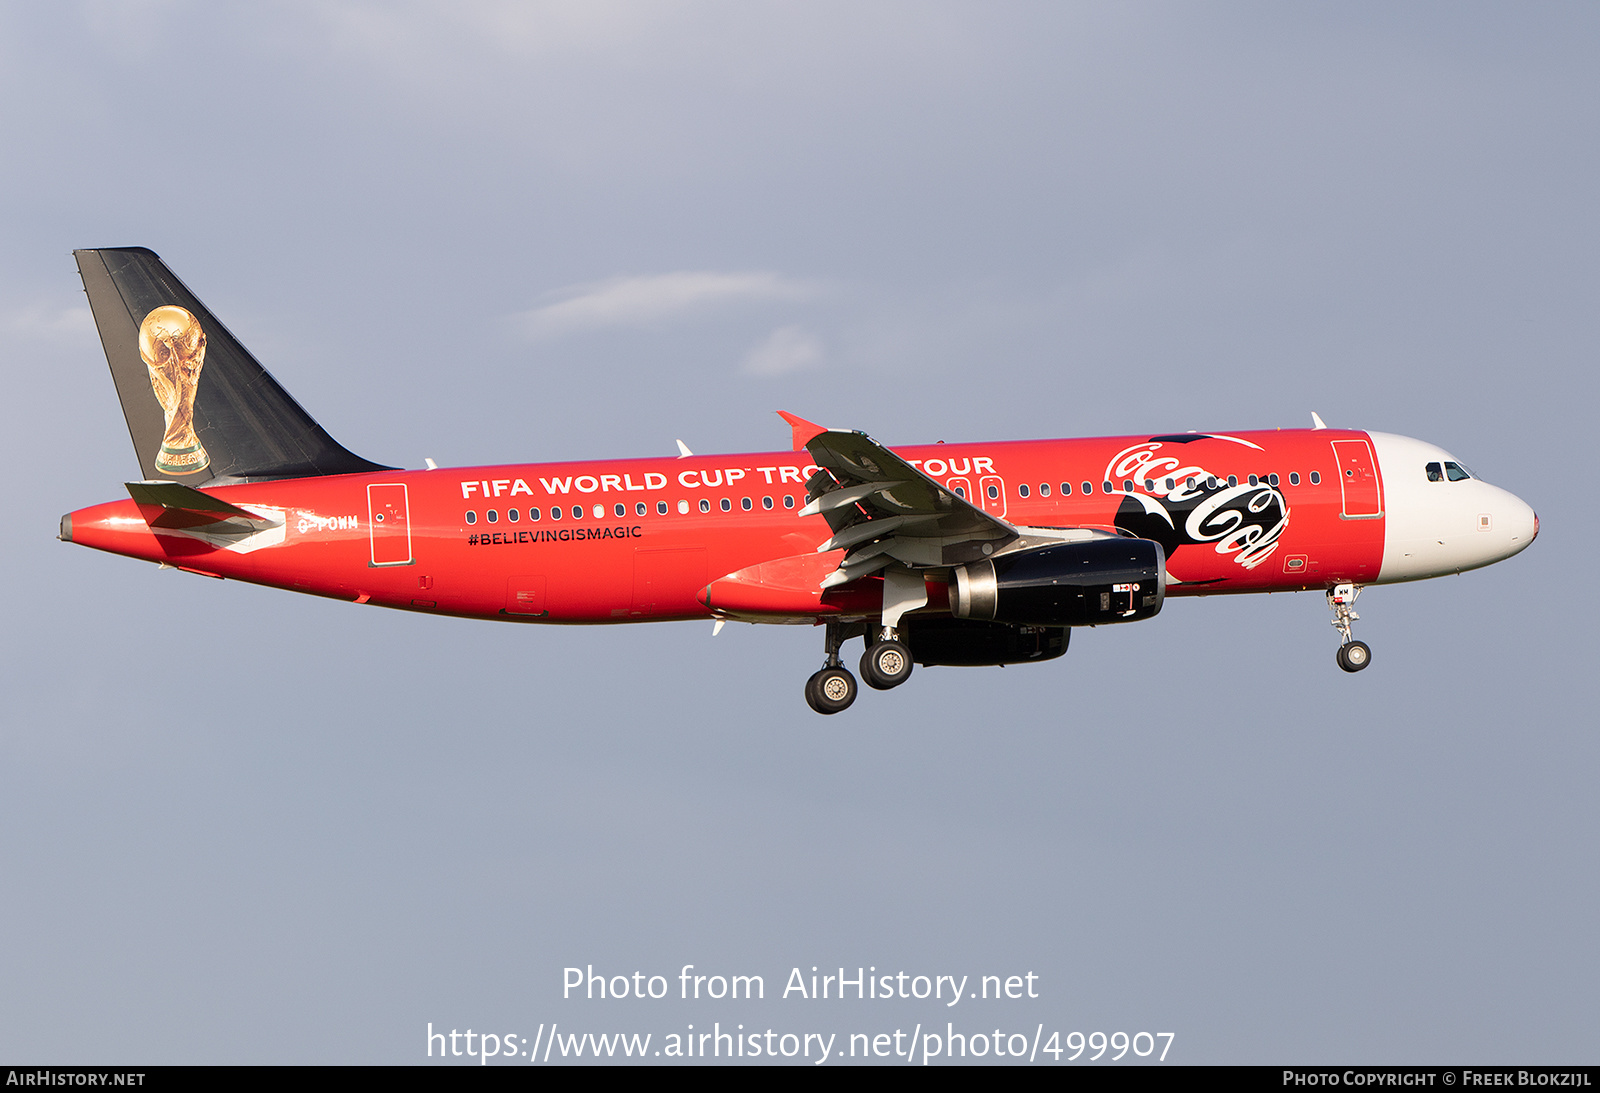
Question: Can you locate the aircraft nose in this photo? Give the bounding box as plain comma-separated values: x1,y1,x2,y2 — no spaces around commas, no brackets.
1494,488,1538,562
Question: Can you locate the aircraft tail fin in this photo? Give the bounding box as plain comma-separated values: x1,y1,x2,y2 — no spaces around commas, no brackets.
74,247,392,484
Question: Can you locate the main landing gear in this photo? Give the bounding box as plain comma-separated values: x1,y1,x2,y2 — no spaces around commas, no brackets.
806,568,928,713
805,620,861,715
861,630,913,691
1327,583,1371,673
804,621,915,714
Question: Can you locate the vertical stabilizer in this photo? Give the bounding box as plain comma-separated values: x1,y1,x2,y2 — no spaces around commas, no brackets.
74,247,391,483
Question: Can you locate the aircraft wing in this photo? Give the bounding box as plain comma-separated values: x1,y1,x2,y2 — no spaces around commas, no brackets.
801,429,1020,588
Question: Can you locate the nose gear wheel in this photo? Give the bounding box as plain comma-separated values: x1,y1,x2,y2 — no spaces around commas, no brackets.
1327,584,1371,673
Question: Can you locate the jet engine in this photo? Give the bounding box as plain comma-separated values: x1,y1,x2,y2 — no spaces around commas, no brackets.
949,538,1165,627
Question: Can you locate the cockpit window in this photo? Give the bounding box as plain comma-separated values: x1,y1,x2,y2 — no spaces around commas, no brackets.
1444,461,1471,482
1426,462,1444,482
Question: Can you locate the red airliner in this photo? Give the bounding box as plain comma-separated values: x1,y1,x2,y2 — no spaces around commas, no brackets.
62,249,1539,713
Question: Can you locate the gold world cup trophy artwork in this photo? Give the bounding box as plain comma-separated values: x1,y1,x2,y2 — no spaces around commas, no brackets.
138,305,210,476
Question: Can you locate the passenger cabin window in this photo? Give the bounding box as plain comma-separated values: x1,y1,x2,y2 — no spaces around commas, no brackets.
783,495,795,509
1040,483,1050,496
721,498,732,511
529,507,541,521
1248,475,1258,487
1289,473,1300,486
1227,475,1238,488
1445,461,1471,482
615,503,626,517
1065,482,1075,496
1143,478,1154,491
1101,481,1112,494
763,496,774,510
1018,484,1030,498
486,509,498,523
1122,480,1134,493
1206,476,1217,489
550,506,561,520
741,497,753,510
593,504,604,519
507,508,519,522
1310,471,1321,485
1268,473,1279,486
657,501,668,515
465,511,477,525
572,505,583,519
678,500,690,514
699,499,711,513
636,502,646,516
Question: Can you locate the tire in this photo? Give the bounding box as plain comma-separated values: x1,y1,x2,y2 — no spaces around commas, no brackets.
805,667,858,714
1337,640,1372,673
860,640,913,690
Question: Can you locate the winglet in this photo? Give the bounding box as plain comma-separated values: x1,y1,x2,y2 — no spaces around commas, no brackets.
1310,412,1328,430
777,411,828,451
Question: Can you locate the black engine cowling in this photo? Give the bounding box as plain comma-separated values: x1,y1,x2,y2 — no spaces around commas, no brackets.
904,618,1069,667
950,538,1165,626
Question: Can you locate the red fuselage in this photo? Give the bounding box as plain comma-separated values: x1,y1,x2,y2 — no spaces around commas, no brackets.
66,428,1386,622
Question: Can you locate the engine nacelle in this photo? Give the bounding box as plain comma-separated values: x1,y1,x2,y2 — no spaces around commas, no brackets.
950,538,1165,626
905,618,1069,667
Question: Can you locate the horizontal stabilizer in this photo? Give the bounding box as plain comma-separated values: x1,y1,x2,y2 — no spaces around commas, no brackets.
126,481,277,533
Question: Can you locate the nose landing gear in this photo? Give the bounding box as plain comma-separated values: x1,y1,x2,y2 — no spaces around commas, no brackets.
1327,583,1371,673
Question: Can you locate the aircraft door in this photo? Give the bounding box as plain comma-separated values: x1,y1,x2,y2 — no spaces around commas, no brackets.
978,475,1008,518
367,483,414,566
1331,441,1383,518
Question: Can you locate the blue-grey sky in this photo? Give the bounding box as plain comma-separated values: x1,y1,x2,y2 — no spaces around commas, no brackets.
2,2,1595,1064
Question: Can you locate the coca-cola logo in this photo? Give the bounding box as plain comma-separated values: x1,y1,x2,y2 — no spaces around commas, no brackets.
1104,440,1289,571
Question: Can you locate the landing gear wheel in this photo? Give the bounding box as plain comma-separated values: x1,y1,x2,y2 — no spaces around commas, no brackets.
805,667,858,714
1337,640,1372,673
860,640,913,690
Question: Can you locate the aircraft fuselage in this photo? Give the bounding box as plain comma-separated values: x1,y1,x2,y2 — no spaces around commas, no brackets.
62,427,1536,625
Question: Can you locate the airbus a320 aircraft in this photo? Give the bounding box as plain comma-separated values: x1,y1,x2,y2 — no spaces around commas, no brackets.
61,249,1539,713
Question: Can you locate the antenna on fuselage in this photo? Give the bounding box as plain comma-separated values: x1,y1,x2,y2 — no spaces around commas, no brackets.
1310,412,1328,430
676,439,694,458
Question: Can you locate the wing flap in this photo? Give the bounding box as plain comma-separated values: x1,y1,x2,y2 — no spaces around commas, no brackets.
801,430,1019,584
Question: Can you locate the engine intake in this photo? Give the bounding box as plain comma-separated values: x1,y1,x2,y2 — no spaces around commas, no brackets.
950,538,1165,626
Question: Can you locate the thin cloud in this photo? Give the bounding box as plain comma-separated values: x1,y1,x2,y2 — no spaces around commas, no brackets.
742,325,824,376
516,271,815,338
1,303,93,339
